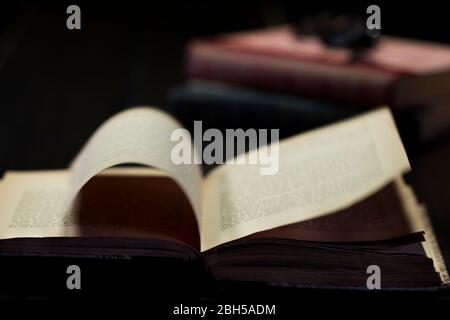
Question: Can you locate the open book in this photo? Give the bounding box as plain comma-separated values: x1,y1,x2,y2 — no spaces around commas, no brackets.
0,107,448,288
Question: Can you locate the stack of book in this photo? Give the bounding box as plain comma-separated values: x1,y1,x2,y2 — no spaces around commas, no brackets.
169,25,450,151
157,26,450,292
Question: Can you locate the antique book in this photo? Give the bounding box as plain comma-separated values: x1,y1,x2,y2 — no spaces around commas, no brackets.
185,26,450,108
0,107,448,290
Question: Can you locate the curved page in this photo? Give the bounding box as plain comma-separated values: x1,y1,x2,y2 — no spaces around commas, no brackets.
70,107,202,221
201,108,411,251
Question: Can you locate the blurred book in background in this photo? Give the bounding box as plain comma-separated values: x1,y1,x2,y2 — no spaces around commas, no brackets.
171,25,450,149
185,25,450,108
168,81,356,139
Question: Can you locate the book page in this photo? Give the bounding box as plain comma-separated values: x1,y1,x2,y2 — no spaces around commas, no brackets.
0,168,201,249
245,182,414,243
201,108,411,251
0,107,203,238
0,170,77,238
69,107,203,222
394,178,450,283
0,168,157,238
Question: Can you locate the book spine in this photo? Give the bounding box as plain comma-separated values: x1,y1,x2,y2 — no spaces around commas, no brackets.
185,42,395,108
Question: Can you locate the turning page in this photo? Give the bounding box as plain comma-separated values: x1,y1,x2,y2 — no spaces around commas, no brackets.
70,107,203,220
201,108,411,251
0,107,203,239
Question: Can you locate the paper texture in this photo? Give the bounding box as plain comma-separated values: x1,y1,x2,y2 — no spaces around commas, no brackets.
395,178,450,283
201,108,411,251
0,168,173,239
70,107,203,221
0,107,204,239
0,170,77,238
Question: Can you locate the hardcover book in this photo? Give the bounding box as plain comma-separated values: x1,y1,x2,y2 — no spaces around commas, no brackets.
185,26,450,108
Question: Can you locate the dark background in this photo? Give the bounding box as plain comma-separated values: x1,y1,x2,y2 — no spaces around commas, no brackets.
0,0,450,304
1,1,449,172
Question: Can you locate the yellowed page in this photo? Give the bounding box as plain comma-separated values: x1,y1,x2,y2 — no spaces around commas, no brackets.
0,168,169,239
395,178,449,283
0,170,76,238
201,107,411,251
70,107,203,221
0,107,203,239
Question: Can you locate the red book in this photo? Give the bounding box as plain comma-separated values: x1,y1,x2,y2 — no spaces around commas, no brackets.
185,26,450,108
